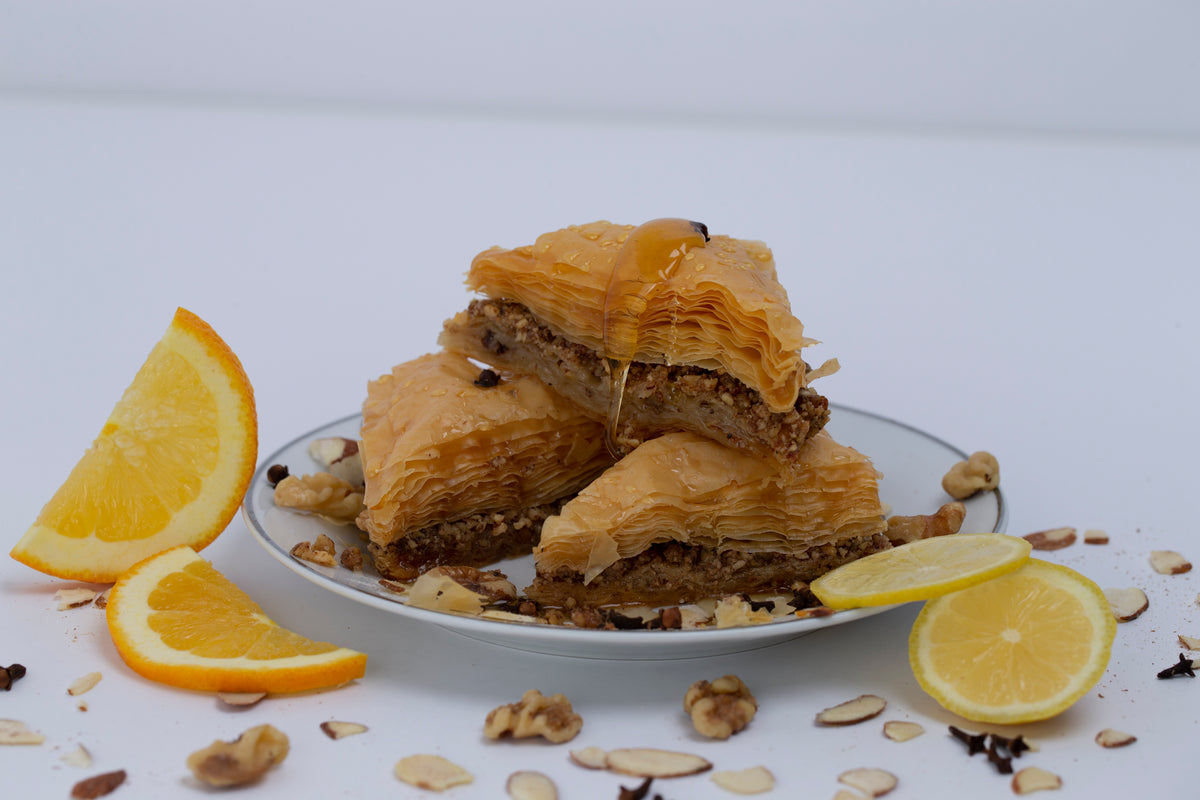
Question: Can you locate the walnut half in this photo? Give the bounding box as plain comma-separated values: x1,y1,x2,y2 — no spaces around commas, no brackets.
941,451,1000,500
886,502,966,546
273,472,363,526
683,675,758,740
186,724,289,787
484,689,583,744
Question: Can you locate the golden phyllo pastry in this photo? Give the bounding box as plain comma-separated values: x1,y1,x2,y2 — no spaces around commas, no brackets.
358,350,614,578
527,430,889,607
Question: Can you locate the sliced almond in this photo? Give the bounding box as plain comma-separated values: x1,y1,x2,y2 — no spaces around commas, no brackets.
816,694,887,726
1179,635,1200,651
1095,728,1137,748
882,720,925,742
1149,550,1192,575
67,672,102,696
1083,529,1109,545
833,792,864,800
1012,766,1062,794
838,767,898,797
1104,587,1149,622
506,770,558,800
62,744,94,768
320,721,368,740
393,754,473,791
217,692,267,708
568,746,609,770
0,719,45,745
1023,527,1076,550
70,769,127,799
605,747,713,779
710,765,775,795
55,588,98,610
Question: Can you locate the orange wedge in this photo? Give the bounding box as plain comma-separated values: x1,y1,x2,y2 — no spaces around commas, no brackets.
107,546,367,693
11,308,257,583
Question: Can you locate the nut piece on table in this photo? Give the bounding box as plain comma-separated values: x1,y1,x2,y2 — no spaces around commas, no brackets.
604,748,713,778
1095,728,1137,748
67,672,102,696
710,765,775,795
568,746,610,770
1011,766,1062,794
1149,550,1192,575
70,769,127,799
217,691,266,708
941,451,1000,500
506,770,559,800
1179,634,1200,650
1083,529,1109,545
838,767,898,797
886,502,966,546
186,724,289,787
815,694,887,726
1104,587,1149,622
56,587,98,610
0,719,45,745
393,754,474,791
62,745,94,768
1023,527,1077,551
882,720,925,742
484,689,583,744
683,674,758,740
274,472,364,526
320,721,368,740
308,437,364,486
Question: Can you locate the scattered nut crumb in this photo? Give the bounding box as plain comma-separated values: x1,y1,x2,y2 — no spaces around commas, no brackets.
713,595,773,628
568,746,609,770
684,675,757,740
0,719,45,745
76,700,88,712
67,672,103,696
92,589,111,609
710,765,775,794
604,748,712,779
339,546,364,571
1149,550,1192,575
883,720,925,742
886,502,966,545
320,721,368,740
393,754,474,791
1104,587,1149,622
0,663,27,692
274,472,364,526
1023,527,1076,550
816,694,887,726
1179,635,1200,651
941,451,1000,500
1012,766,1062,794
484,689,582,743
1095,728,1137,748
506,770,558,800
62,745,94,768
838,767,898,797
186,724,289,787
290,539,337,568
1083,529,1109,545
56,587,98,610
70,769,126,799
217,692,266,708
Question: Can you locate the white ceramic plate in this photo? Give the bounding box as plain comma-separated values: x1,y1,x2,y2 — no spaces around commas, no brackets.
243,405,1006,660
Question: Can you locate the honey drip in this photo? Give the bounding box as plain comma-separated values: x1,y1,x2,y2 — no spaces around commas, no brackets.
602,218,709,456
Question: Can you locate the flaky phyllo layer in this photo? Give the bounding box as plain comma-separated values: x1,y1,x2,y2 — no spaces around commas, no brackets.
465,221,834,414
358,351,614,546
534,430,887,583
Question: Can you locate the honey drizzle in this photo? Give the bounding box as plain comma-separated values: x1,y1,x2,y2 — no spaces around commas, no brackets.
601,218,709,456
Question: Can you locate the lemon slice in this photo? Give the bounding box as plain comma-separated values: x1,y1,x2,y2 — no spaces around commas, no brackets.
11,308,257,583
107,546,366,694
809,533,1032,609
908,559,1116,724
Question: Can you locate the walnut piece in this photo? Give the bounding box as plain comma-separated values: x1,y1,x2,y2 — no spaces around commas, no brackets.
484,689,582,744
186,724,289,787
683,675,758,740
886,502,966,545
941,451,1000,500
340,545,364,571
408,567,517,615
273,472,364,526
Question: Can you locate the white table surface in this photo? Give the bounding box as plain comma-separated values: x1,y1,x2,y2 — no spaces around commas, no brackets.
2,92,1197,798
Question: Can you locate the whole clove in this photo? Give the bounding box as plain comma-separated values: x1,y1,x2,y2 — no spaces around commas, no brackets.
473,369,501,388
0,663,27,691
949,726,1031,774
266,464,289,485
1157,653,1196,679
949,725,988,755
618,777,654,800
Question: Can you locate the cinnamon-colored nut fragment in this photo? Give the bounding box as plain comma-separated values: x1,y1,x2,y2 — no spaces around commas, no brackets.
339,546,364,571
320,721,367,740
941,451,1000,500
838,767,898,797
506,770,558,800
816,694,887,726
1149,550,1192,575
886,502,966,546
56,587,98,610
484,689,582,744
62,745,94,768
568,746,609,770
70,769,126,799
186,724,289,787
1179,634,1200,650
217,692,266,708
1104,587,1149,622
1095,728,1137,748
605,748,713,779
393,754,474,791
710,766,775,794
1083,529,1109,545
290,540,337,568
1024,527,1076,550
683,675,757,739
1011,766,1062,794
67,672,102,696
882,720,925,742
92,589,111,609
0,719,45,745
